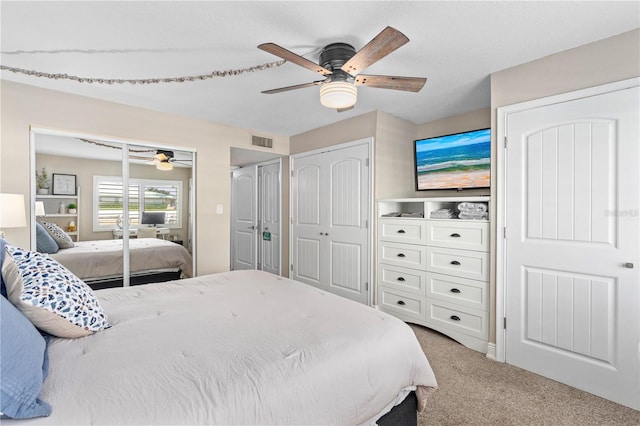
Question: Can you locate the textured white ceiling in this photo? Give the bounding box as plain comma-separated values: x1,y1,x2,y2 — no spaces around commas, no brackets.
2,1,638,136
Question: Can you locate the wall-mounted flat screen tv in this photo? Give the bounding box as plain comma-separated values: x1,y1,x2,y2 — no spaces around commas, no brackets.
414,128,491,191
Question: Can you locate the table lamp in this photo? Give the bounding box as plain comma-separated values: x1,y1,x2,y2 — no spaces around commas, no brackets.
35,201,46,216
0,193,27,239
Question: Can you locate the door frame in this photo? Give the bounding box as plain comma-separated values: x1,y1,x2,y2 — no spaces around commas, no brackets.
495,77,640,362
289,137,375,305
230,158,282,274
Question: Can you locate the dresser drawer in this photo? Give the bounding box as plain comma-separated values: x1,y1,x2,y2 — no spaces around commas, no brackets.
379,242,427,270
378,286,425,322
426,299,488,340
426,247,489,281
427,220,489,251
378,264,426,295
379,218,427,244
426,272,488,310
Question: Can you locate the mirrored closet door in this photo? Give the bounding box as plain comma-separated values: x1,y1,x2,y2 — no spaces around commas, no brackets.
31,130,196,289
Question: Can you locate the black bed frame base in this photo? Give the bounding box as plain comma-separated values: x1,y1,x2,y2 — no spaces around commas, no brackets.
377,391,417,426
87,270,182,290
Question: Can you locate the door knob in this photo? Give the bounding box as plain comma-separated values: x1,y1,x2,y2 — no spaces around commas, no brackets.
623,262,634,269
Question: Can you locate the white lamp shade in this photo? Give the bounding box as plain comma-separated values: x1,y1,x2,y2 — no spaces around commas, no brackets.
0,193,27,229
35,201,46,216
156,161,173,171
319,82,357,109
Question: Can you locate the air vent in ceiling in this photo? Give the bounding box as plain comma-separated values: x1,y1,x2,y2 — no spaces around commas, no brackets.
252,135,273,148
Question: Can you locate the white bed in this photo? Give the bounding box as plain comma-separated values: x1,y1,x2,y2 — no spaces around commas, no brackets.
49,238,193,286
9,270,437,425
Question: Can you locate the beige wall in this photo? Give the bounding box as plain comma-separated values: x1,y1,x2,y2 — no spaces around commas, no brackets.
374,112,417,199
1,81,289,276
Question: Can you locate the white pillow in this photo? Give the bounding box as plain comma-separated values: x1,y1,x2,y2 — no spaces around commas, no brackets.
2,244,111,338
39,221,74,249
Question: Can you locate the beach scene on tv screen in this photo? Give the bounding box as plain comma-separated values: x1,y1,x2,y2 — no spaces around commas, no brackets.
415,128,491,190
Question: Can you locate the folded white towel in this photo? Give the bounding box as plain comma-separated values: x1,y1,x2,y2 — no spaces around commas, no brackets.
458,202,488,213
430,209,455,219
459,212,488,220
401,212,424,218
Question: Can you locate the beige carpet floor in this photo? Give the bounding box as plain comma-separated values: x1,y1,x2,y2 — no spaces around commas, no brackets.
410,324,639,426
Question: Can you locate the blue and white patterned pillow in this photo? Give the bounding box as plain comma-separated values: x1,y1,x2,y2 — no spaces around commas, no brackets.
2,244,111,338
40,221,74,249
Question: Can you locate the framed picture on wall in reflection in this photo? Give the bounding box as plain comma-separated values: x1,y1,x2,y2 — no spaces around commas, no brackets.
52,173,77,195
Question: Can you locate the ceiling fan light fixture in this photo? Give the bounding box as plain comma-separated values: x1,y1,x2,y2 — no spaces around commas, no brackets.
319,81,357,109
156,160,173,171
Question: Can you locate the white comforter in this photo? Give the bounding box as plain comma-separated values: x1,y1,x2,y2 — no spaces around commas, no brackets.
50,238,193,280
15,270,437,425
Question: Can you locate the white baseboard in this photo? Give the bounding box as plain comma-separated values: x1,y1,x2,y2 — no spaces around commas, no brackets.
485,343,498,361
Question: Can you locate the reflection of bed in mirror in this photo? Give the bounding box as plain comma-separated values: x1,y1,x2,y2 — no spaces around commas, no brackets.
49,239,193,289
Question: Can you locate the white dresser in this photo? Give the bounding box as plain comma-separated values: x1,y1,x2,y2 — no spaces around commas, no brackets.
377,197,490,353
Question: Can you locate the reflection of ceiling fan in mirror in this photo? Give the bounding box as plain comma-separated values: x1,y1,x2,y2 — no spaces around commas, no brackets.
258,26,427,112
130,150,193,171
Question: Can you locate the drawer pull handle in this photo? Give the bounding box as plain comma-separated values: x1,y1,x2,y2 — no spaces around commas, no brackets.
450,260,461,265
397,277,406,282
450,315,461,321
450,288,461,293
397,300,406,306
450,233,461,238
397,253,406,258
397,229,406,234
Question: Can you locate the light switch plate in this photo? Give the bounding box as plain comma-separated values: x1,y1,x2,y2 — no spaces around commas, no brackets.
216,204,223,214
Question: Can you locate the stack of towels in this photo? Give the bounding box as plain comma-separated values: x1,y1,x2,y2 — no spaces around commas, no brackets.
457,202,488,220
401,212,424,218
430,208,456,219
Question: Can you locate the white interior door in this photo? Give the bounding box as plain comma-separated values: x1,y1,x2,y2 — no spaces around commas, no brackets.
291,141,370,305
231,167,256,270
258,162,280,275
505,85,639,409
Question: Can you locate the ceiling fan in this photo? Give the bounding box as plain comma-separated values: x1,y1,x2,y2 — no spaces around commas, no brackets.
258,26,427,112
130,150,192,171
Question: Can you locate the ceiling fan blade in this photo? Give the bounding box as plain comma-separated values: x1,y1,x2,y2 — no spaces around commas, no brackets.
262,80,325,94
341,26,409,75
354,74,427,92
258,43,332,76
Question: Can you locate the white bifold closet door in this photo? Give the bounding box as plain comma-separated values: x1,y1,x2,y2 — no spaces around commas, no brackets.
505,85,639,410
290,141,370,305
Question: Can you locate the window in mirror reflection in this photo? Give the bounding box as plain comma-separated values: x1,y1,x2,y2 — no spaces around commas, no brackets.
93,176,183,231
